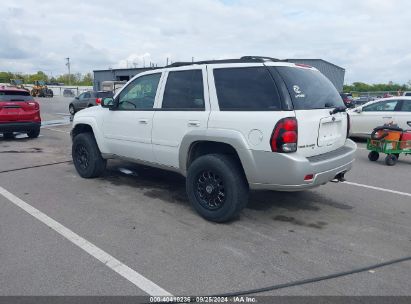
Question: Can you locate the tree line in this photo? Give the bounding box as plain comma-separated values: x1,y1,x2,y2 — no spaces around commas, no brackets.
0,71,93,86
343,81,411,93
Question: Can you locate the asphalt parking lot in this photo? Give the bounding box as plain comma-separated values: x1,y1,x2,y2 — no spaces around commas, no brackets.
0,96,410,297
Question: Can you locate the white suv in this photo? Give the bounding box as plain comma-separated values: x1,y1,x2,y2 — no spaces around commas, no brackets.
71,56,356,222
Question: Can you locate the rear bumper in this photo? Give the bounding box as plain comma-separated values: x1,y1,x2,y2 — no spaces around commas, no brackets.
248,139,357,191
0,122,41,133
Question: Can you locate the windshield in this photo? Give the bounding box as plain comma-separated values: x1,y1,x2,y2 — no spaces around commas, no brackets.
272,66,345,110
0,90,33,101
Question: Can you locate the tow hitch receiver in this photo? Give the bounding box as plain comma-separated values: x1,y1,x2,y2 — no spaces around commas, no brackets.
331,171,346,183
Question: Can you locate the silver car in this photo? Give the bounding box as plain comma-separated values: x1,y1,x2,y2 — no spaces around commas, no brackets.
69,91,113,115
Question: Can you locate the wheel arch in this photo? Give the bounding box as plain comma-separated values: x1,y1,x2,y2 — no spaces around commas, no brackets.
71,119,108,153
180,129,256,184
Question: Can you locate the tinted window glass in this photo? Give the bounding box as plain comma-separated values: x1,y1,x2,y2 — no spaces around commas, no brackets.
0,90,33,101
84,92,91,98
400,100,411,111
214,67,281,110
404,92,411,96
273,67,344,110
118,73,161,110
162,70,204,109
97,91,113,98
363,100,398,112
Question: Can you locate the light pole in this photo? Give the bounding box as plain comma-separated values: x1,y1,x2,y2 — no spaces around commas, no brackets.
65,57,71,86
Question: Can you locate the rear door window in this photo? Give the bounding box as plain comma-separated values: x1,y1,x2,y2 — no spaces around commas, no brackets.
399,100,411,111
213,67,282,111
0,90,33,101
272,67,344,110
162,70,205,110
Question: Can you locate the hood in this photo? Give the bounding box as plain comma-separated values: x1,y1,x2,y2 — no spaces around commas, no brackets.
73,105,103,118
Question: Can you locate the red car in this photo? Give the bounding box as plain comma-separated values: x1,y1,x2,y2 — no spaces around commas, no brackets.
0,86,41,139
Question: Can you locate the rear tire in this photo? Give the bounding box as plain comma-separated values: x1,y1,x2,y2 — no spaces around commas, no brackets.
385,154,397,166
72,133,106,178
3,132,14,139
368,151,379,161
27,127,40,138
186,154,249,223
69,104,75,115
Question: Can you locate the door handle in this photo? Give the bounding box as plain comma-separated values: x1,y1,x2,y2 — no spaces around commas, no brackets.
138,119,149,124
382,117,392,119
188,121,200,127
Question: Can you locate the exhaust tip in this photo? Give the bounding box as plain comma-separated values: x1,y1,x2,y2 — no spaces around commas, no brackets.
331,171,347,183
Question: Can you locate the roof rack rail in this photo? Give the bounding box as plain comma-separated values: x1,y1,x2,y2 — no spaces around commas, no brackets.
240,56,281,62
166,56,283,68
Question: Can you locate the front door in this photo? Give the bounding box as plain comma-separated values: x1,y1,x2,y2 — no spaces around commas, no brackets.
101,72,163,163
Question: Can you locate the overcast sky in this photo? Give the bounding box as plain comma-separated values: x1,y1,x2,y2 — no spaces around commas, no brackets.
1,0,410,84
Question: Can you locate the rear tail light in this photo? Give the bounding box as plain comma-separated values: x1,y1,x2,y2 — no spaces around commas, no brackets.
270,117,298,153
27,102,39,110
346,113,350,138
96,98,102,105
304,174,314,181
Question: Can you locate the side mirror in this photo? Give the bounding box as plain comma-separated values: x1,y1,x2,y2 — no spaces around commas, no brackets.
354,107,362,113
101,97,118,110
75,96,79,100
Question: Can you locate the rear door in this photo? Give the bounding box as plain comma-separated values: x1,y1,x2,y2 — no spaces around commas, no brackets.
152,66,209,168
269,65,348,157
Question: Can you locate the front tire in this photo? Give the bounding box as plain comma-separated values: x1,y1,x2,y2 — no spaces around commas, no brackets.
27,127,40,138
368,151,379,161
72,133,106,178
186,154,249,223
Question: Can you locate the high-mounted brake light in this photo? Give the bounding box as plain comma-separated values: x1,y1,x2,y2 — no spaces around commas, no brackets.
270,117,298,153
295,63,312,68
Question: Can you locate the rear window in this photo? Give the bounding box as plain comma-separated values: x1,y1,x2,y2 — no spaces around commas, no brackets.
273,67,344,110
97,91,113,98
0,90,33,101
213,67,282,111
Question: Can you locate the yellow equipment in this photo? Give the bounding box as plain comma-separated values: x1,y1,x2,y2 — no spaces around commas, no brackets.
31,80,53,97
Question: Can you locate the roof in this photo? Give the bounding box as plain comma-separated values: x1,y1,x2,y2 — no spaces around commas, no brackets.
0,85,30,92
93,57,345,72
93,67,157,73
286,59,345,71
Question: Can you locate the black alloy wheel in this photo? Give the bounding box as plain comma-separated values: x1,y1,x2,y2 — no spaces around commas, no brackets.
195,170,226,210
